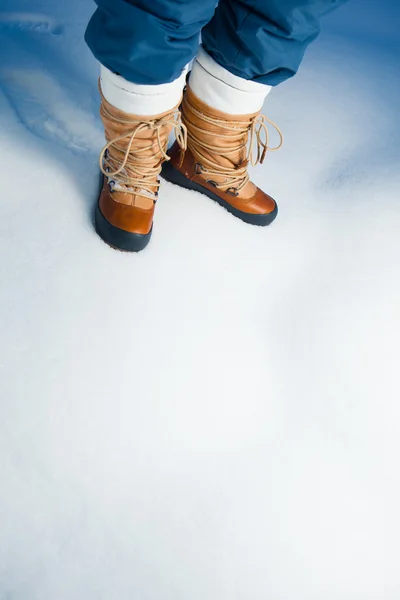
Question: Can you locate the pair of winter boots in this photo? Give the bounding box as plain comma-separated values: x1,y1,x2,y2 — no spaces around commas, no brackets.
95,83,282,252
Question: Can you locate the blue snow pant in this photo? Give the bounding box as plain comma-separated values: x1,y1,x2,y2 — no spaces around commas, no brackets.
85,0,348,86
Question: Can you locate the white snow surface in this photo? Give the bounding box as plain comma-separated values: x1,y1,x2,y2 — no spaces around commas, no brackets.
1,1,400,599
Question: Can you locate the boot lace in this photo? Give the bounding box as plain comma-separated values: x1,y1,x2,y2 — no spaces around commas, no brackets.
99,102,187,199
184,103,283,193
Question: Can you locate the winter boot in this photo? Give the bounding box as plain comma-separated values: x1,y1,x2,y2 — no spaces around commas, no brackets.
95,73,187,252
162,50,283,226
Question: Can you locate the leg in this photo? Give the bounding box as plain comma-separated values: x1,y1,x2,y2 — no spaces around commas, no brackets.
85,0,217,85
164,0,348,225
202,0,350,85
85,0,216,252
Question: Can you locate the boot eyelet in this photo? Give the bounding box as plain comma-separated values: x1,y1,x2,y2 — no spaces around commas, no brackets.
206,180,217,188
195,163,203,175
226,187,239,197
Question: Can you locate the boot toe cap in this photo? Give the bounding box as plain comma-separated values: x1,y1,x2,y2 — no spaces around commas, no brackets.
248,187,277,215
96,177,154,251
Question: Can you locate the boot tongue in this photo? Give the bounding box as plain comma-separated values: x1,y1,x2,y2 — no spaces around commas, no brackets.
105,128,168,196
109,187,155,210
193,115,256,197
183,87,256,186
100,94,176,206
108,174,156,210
201,121,249,172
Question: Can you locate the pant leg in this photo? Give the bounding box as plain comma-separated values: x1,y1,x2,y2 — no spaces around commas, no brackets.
85,0,217,85
202,0,349,85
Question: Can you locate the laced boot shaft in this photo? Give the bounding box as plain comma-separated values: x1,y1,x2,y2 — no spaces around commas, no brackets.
180,86,283,199
99,90,187,208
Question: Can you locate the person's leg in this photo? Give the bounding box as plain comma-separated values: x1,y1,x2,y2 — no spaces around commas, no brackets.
201,0,349,86
85,0,216,86
85,0,216,251
163,0,347,225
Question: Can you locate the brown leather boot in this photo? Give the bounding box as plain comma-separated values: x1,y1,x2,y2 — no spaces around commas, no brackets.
95,90,187,251
162,86,283,226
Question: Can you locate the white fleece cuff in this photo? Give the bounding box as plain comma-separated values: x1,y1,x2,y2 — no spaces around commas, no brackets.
100,65,188,116
189,46,271,115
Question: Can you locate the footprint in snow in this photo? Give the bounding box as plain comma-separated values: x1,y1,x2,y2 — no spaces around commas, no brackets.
0,69,103,154
0,13,63,35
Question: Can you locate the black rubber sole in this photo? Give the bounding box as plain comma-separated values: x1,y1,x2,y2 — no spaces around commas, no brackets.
95,201,152,252
162,161,278,226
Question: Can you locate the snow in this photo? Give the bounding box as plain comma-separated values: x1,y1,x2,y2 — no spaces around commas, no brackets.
1,1,399,598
